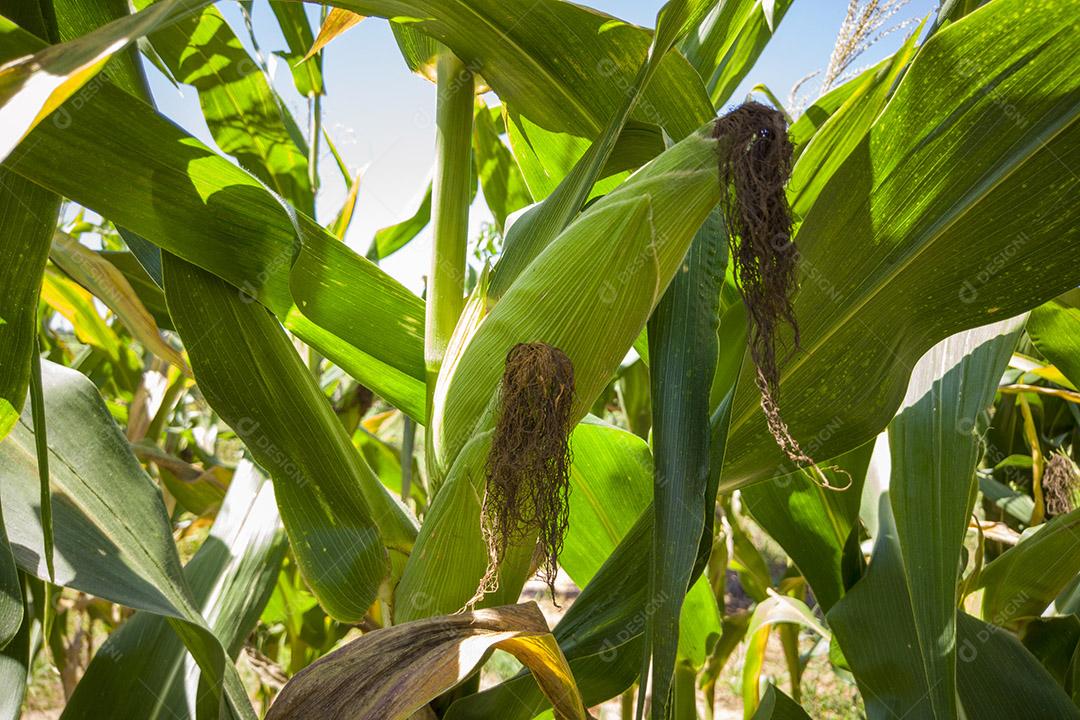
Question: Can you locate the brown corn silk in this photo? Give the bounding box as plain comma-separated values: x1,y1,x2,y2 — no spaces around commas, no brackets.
476,343,574,605
714,102,822,471
1044,451,1079,516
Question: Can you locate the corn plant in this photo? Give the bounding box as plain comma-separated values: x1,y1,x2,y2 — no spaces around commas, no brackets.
0,0,1078,718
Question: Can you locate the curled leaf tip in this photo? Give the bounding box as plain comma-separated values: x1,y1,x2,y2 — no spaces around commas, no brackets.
473,342,574,608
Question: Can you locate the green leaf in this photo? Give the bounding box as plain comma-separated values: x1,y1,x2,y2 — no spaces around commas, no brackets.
16,5,147,608
328,166,363,241
368,182,432,261
0,169,58,441
0,165,57,652
742,596,829,717
679,0,794,109
389,21,439,82
677,576,723,669
49,0,168,325
566,417,725,673
40,267,123,361
0,0,212,161
0,585,31,720
974,507,1080,627
750,684,812,720
27,340,54,586
955,612,1079,718
562,419,722,667
618,359,652,438
138,1,313,214
788,22,922,218
0,0,56,43
333,0,712,152
751,686,812,720
643,205,725,718
63,461,287,719
741,443,873,612
0,504,19,651
503,119,629,203
727,503,772,603
473,98,532,233
651,0,728,55
559,418,653,584
133,442,229,516
786,51,919,164
1,17,427,419
269,1,323,97
163,255,416,623
788,65,875,158
721,0,1080,488
932,0,987,30
488,0,715,300
978,473,1035,524
0,360,254,719
827,318,1024,719
96,250,173,330
49,0,149,97
354,428,423,507
1017,616,1080,690
1028,289,1080,391
116,231,164,287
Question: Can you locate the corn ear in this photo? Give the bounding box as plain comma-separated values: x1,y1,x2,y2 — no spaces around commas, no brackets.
395,123,722,619
393,432,534,621
432,122,722,475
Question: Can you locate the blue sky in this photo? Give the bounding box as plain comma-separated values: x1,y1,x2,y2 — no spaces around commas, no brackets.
148,0,937,294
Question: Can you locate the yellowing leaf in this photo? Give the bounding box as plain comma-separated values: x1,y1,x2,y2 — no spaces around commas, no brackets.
329,169,363,241
40,267,121,360
306,9,366,61
50,232,189,374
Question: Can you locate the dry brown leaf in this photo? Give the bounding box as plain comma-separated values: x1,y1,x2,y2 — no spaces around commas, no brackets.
266,602,585,720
